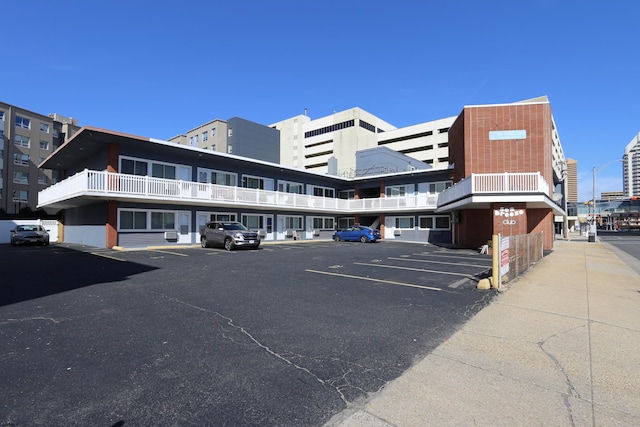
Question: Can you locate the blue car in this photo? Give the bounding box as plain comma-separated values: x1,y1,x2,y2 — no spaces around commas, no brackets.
333,226,381,243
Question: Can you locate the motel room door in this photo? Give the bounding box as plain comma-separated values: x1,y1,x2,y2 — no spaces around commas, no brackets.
177,211,191,244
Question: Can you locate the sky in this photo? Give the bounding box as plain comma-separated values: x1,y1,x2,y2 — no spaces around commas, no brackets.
2,0,638,202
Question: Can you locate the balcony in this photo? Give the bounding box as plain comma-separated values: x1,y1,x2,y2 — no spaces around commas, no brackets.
436,172,560,213
38,169,439,213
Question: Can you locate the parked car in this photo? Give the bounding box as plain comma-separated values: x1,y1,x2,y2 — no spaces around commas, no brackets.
10,225,50,246
333,226,381,243
200,221,260,250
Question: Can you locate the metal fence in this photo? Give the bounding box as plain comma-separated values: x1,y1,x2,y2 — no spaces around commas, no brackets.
504,232,544,282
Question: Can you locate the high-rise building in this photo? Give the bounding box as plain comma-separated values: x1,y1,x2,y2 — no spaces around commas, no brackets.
566,158,578,203
623,132,640,198
270,107,454,177
0,102,79,214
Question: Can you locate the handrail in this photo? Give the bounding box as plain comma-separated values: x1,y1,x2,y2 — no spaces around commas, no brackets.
38,169,439,213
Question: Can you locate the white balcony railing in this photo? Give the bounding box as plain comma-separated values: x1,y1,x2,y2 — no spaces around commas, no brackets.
38,169,439,213
437,172,550,207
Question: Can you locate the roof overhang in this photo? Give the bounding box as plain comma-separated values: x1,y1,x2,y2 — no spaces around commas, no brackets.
436,193,566,216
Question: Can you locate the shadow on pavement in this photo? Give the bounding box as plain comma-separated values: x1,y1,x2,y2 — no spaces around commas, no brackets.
0,244,158,307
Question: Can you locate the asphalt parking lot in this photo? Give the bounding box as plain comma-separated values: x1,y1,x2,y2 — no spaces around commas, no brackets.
0,240,495,426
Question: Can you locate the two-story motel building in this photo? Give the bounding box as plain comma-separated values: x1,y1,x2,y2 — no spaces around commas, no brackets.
37,96,566,251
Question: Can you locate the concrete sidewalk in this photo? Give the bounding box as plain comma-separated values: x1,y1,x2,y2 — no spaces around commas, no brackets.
326,239,640,426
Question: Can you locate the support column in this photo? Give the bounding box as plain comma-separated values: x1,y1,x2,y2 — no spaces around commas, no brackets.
106,200,118,249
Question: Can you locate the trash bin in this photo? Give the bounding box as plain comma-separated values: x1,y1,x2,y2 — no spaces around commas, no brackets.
588,232,596,242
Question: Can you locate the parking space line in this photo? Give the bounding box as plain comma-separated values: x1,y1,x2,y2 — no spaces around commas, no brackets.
90,252,125,262
148,249,189,257
413,253,492,263
305,269,441,291
354,262,475,278
388,257,490,268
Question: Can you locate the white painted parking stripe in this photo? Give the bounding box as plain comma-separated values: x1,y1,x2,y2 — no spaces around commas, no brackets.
413,253,492,262
388,257,490,268
90,252,125,262
354,262,475,278
305,269,441,291
148,249,189,257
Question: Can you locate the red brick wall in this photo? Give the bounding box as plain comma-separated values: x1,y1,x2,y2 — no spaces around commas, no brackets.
492,202,528,237
527,208,554,250
462,103,552,179
449,101,556,250
455,209,493,248
448,111,466,182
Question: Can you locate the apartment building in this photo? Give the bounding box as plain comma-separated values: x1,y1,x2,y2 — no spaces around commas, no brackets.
169,116,280,163
0,102,79,215
623,132,640,198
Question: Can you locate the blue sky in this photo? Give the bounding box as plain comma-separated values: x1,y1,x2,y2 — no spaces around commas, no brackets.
2,0,638,201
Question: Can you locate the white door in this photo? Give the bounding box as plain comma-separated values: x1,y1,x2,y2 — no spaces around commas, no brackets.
178,211,191,244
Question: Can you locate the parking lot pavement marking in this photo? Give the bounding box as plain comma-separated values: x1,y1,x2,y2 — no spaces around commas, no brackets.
148,249,189,257
305,269,442,291
413,253,492,262
388,257,491,268
354,262,476,278
90,252,126,262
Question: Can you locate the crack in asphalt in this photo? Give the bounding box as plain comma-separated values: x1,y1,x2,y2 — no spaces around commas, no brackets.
156,293,385,404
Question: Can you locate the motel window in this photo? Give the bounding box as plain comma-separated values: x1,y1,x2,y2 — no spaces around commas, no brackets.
213,171,237,186
119,210,147,230
202,131,208,142
242,215,263,229
121,158,148,176
311,185,335,198
40,123,50,133
39,140,49,150
385,185,407,197
278,181,303,194
151,163,176,180
38,174,50,185
428,181,452,194
395,217,414,229
337,218,355,229
211,213,236,222
312,217,335,230
338,190,355,199
242,175,265,189
151,212,175,230
419,215,451,230
285,216,303,229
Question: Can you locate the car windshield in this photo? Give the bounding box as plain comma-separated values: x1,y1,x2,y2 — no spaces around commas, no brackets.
17,225,43,232
222,223,248,231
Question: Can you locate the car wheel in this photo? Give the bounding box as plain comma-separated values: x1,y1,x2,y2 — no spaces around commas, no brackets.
360,236,368,243
333,235,341,242
224,238,234,251
201,237,209,248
